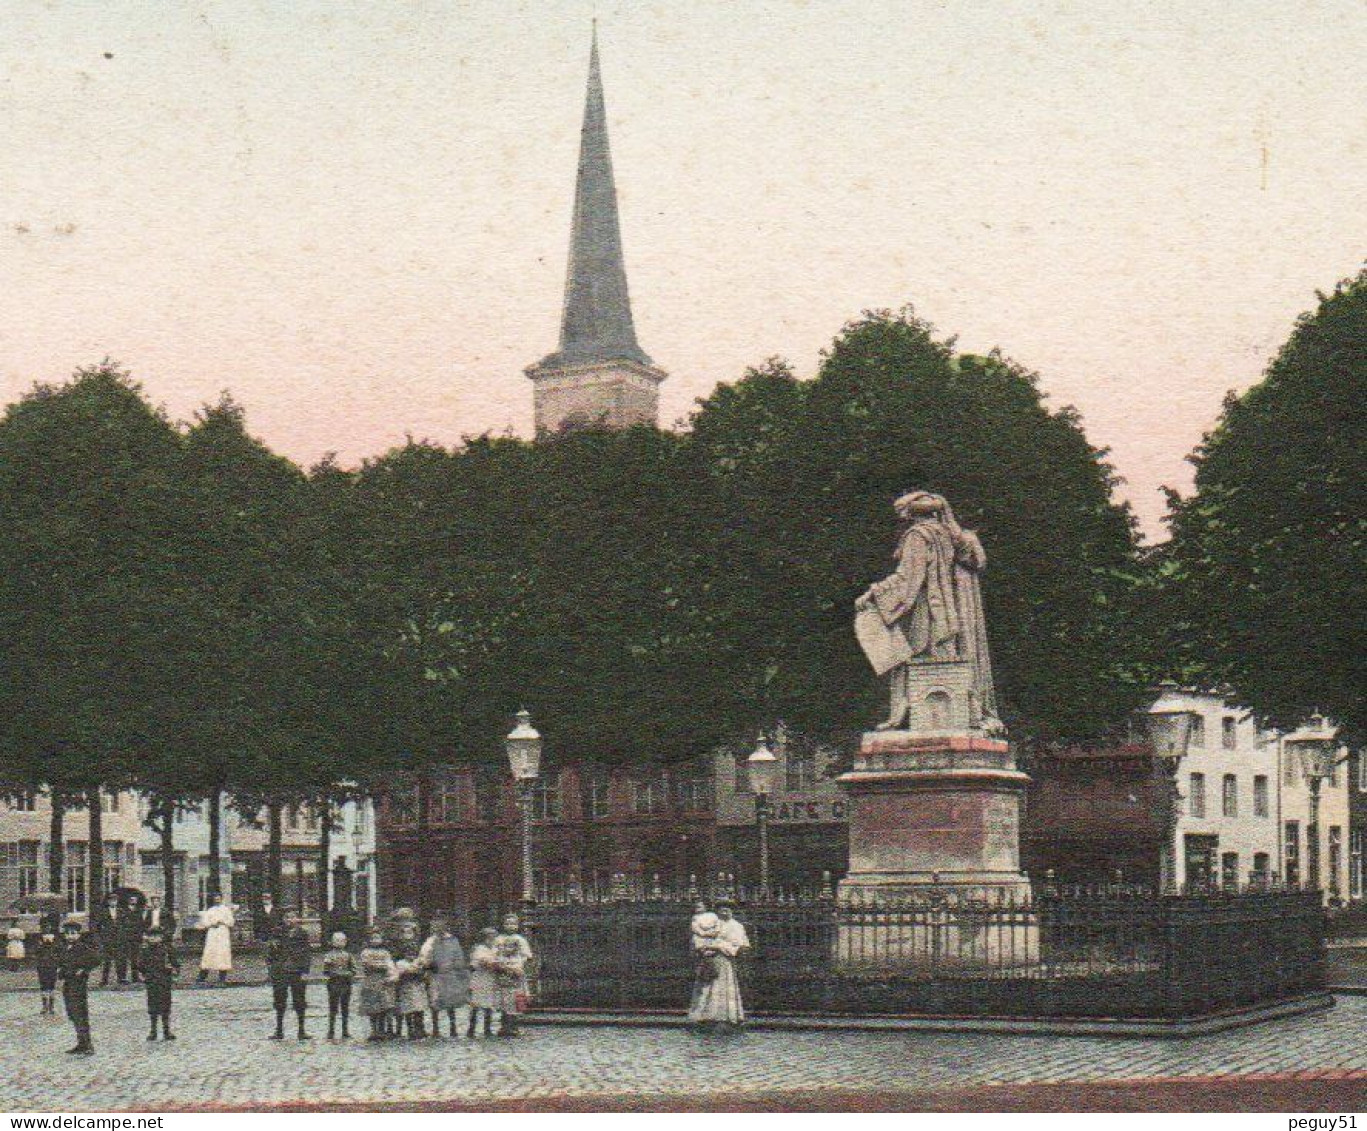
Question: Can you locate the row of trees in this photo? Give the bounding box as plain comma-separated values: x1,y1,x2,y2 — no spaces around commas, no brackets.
2,276,1358,912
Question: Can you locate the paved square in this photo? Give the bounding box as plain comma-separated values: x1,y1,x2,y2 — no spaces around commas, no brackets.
3,987,1366,1111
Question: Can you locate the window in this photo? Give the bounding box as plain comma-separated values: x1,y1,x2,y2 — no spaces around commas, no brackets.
1221,852,1239,890
474,772,501,823
785,743,818,792
633,774,669,816
304,805,319,833
13,793,36,813
583,769,611,820
1329,758,1340,789
102,840,124,892
66,842,88,913
1188,773,1206,819
733,753,751,794
1285,751,1299,787
531,772,562,821
1328,827,1343,897
1352,831,1363,900
1253,775,1269,817
1252,852,1271,887
675,768,713,812
1221,717,1238,750
1222,774,1238,818
1189,715,1206,748
1358,753,1367,791
387,786,420,828
1285,822,1300,887
16,841,39,897
431,774,463,824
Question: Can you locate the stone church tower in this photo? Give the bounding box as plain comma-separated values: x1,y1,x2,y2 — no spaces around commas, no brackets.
525,27,666,434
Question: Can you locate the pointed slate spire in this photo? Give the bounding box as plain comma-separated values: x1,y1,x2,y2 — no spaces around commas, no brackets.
540,24,652,369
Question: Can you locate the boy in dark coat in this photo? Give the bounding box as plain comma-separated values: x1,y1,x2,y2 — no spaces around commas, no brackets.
94,893,127,985
32,928,60,1015
136,927,180,1040
58,921,100,1054
267,922,313,1040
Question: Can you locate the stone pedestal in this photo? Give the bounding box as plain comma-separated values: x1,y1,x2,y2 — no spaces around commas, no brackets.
835,728,1036,971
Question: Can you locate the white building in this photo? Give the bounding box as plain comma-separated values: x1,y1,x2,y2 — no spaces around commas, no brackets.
1149,688,1350,902
0,789,143,919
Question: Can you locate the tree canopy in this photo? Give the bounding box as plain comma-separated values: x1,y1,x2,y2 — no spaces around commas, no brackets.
1161,272,1366,742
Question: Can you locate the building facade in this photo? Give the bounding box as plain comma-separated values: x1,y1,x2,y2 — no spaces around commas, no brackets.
1148,688,1351,901
0,789,143,918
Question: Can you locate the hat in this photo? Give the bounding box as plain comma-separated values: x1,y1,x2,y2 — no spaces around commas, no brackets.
60,920,81,933
894,490,945,517
693,912,720,936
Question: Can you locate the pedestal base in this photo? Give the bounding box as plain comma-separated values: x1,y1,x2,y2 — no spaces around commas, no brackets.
835,729,1036,972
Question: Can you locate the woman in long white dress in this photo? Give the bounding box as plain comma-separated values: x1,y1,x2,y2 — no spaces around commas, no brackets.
196,894,234,984
687,912,744,1028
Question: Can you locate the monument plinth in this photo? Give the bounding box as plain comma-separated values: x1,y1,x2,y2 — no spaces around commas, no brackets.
837,491,1034,968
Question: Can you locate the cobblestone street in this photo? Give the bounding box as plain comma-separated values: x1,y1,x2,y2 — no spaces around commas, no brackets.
3,987,1367,1111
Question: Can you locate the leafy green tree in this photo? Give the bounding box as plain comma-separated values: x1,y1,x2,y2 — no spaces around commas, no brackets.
691,310,1146,744
1163,271,1366,742
0,363,187,907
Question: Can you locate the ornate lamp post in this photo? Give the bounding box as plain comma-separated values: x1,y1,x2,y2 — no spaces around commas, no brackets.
746,733,779,898
1285,717,1339,894
1142,698,1198,894
505,709,543,907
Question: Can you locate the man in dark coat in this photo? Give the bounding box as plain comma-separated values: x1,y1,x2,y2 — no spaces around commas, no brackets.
140,895,177,946
255,894,284,944
58,921,101,1054
267,921,313,1040
94,893,127,985
136,927,180,1040
120,893,145,983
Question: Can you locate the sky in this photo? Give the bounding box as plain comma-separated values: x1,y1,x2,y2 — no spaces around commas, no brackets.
1,0,1363,539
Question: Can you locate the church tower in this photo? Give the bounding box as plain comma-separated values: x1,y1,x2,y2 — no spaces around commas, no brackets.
525,26,666,434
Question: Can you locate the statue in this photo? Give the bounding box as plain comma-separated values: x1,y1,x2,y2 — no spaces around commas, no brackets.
854,491,1001,734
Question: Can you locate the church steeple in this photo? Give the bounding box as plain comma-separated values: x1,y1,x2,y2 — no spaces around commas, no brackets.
526,25,665,434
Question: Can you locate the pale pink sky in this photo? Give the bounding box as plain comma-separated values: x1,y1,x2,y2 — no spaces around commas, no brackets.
2,1,1364,538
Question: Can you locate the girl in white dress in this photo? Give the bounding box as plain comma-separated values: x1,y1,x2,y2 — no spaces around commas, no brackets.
687,912,744,1028
196,894,234,984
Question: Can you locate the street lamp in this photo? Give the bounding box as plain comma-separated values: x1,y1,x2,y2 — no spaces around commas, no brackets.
1285,717,1339,894
746,733,779,898
1142,697,1198,894
505,708,543,907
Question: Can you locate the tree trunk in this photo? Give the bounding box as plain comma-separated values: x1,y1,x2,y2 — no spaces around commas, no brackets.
87,787,104,910
48,794,65,894
317,798,332,918
267,801,283,905
206,789,222,901
159,799,177,913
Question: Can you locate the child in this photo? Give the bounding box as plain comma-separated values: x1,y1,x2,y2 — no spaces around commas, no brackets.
266,922,313,1041
136,927,180,1041
321,931,357,1040
467,927,499,1038
491,915,533,1038
394,955,428,1039
358,932,396,1042
6,920,25,972
32,928,59,1015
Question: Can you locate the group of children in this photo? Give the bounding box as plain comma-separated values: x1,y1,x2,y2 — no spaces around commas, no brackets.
21,911,535,1054
350,913,533,1042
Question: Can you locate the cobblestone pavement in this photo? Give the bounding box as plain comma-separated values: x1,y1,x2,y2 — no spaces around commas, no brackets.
2,989,1366,1112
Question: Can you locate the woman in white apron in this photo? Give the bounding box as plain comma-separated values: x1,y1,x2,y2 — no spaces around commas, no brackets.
196,894,234,984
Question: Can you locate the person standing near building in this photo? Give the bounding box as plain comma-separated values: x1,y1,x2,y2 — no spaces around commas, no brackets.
715,903,750,954
321,931,357,1040
32,927,60,1015
6,919,25,971
466,927,499,1039
686,911,745,1029
267,921,313,1040
140,895,176,946
491,914,533,1037
358,931,397,1042
196,893,234,984
94,893,126,986
136,926,179,1041
58,920,100,1054
418,916,469,1039
255,893,283,944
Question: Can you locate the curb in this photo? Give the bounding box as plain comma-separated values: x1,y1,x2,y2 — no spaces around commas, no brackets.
521,992,1336,1039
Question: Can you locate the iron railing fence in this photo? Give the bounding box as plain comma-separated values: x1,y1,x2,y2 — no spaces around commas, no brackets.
512,886,1324,1020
